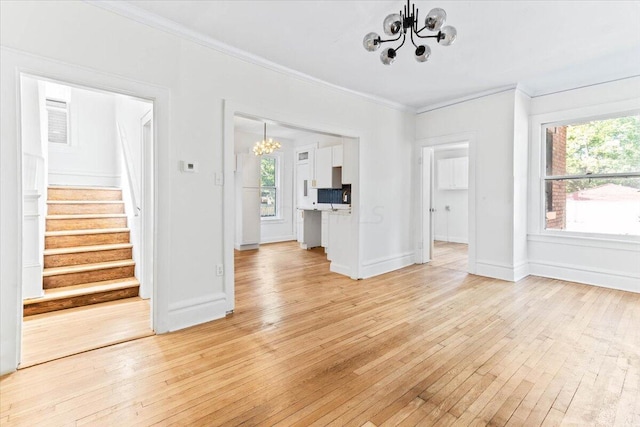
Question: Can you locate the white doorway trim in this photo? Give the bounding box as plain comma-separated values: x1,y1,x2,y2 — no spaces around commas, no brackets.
1,47,171,373
416,132,477,274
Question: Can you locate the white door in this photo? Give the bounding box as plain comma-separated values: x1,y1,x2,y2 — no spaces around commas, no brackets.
422,147,434,263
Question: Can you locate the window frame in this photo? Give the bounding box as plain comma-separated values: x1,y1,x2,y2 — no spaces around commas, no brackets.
46,97,71,146
259,154,282,221
534,106,640,240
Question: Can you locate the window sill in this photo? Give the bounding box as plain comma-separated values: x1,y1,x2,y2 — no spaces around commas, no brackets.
261,217,284,224
528,232,640,251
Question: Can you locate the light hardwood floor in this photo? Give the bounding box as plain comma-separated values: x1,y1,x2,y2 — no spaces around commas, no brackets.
20,297,153,368
431,241,468,272
2,241,639,426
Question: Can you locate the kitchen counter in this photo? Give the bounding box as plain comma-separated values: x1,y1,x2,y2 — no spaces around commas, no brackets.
297,204,351,212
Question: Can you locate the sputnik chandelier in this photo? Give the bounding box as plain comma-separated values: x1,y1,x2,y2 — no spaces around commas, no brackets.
363,0,457,65
253,123,281,156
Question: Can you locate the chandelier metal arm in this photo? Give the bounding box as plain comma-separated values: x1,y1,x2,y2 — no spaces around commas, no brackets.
375,32,403,46
409,26,419,49
396,32,408,52
414,30,442,41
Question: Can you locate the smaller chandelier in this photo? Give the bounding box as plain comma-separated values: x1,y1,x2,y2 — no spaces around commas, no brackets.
363,0,457,65
253,123,281,156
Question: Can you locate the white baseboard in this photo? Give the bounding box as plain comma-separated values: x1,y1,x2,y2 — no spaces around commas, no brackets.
168,293,228,332
360,251,414,279
235,243,259,251
475,260,519,282
529,260,639,294
514,261,530,282
330,261,352,277
260,235,295,244
22,264,43,299
434,235,469,244
48,170,121,188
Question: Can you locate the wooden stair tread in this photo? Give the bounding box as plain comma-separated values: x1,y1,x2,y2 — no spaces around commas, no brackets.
44,243,133,256
47,214,128,219
45,228,129,237
43,260,135,276
48,185,121,190
24,278,139,304
47,201,124,204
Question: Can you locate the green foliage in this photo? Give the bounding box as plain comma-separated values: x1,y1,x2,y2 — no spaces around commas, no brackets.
260,157,276,187
564,115,640,192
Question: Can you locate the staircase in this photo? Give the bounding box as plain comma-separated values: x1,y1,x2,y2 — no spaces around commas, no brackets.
23,186,140,316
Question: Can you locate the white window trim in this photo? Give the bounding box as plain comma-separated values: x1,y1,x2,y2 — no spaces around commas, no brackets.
528,99,640,244
260,153,283,222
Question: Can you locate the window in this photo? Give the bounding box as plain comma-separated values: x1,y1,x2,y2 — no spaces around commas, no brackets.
543,114,640,236
260,156,278,218
46,98,70,145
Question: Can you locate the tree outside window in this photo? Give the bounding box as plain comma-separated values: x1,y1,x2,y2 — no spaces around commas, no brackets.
260,156,277,218
544,114,640,235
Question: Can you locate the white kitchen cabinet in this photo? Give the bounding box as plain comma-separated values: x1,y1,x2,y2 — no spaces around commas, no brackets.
328,211,352,276
332,145,343,167
236,187,260,250
297,209,321,249
314,146,341,189
235,152,261,251
437,157,468,190
341,139,356,185
238,153,260,187
321,210,329,256
296,144,318,209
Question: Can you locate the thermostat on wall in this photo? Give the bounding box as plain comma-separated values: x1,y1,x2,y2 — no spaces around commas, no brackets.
181,160,198,173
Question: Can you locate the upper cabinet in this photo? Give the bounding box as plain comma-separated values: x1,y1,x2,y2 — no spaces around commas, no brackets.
437,157,468,190
341,139,356,185
332,145,343,167
313,146,342,189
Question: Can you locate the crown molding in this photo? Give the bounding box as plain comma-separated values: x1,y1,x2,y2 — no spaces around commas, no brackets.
86,0,414,113
416,85,519,114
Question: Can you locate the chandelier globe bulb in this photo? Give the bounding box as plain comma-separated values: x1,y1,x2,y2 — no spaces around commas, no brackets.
425,8,447,32
363,32,381,51
380,48,396,65
438,25,457,46
383,13,403,36
414,45,431,62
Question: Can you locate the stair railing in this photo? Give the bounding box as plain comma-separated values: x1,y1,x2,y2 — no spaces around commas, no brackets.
116,121,141,217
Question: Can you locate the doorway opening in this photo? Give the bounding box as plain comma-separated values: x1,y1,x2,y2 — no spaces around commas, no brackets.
19,75,155,367
230,112,360,312
422,142,471,273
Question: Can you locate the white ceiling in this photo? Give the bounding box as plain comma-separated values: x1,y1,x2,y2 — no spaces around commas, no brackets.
122,0,640,110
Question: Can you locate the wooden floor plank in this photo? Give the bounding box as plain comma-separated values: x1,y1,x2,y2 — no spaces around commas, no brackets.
20,297,153,368
1,241,638,426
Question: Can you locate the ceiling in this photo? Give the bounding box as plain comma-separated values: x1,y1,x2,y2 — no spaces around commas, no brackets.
122,1,640,110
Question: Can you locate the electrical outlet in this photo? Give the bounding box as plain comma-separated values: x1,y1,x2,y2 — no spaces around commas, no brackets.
216,264,224,276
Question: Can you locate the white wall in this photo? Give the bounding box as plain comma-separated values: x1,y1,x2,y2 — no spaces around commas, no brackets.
48,84,121,187
417,90,523,280
234,130,295,244
114,95,152,297
0,1,415,373
433,148,468,244
527,77,640,293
